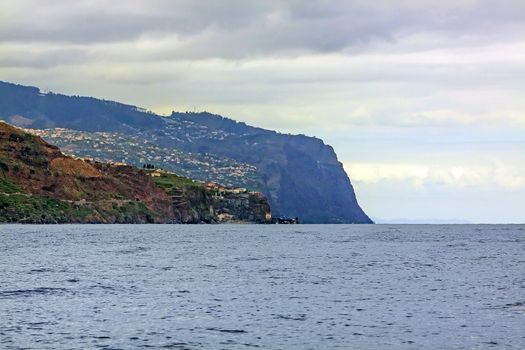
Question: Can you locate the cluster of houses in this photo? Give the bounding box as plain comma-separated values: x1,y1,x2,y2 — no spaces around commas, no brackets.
25,127,300,225
144,170,261,198
147,168,163,177
28,127,260,188
204,182,299,224
165,118,233,142
205,182,262,197
127,168,300,224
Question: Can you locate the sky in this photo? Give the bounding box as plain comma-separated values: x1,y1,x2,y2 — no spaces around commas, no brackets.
1,0,524,223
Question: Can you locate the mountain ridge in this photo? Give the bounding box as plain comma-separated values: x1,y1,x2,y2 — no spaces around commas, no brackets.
0,80,372,223
0,121,271,224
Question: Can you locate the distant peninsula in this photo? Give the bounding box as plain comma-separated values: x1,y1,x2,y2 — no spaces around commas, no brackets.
0,122,270,224
0,80,372,223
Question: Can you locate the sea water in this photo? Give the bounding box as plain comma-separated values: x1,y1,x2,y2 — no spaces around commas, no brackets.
0,224,524,349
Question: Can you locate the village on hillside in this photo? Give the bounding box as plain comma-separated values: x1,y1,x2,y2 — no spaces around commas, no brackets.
26,127,261,189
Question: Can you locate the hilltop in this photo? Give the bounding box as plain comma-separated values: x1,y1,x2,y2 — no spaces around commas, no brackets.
0,81,372,223
0,122,270,224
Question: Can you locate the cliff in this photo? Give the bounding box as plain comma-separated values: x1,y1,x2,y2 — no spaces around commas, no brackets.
166,113,372,223
0,122,270,224
153,172,270,224
0,81,372,223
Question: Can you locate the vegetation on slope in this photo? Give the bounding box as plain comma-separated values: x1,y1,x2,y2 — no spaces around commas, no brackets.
0,121,271,224
0,80,372,223
0,121,171,223
151,172,270,224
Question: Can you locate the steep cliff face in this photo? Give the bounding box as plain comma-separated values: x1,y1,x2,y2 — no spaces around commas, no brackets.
0,122,270,224
269,139,370,223
161,114,371,223
152,172,270,224
212,193,271,224
0,81,372,223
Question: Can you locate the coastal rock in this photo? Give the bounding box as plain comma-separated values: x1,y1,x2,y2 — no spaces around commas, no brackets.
0,81,372,223
0,122,270,224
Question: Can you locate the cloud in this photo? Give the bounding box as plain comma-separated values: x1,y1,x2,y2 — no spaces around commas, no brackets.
1,0,524,222
349,175,525,223
345,162,525,190
344,161,525,223
1,0,525,58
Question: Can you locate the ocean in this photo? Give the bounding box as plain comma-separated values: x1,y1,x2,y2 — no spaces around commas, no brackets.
1,224,524,349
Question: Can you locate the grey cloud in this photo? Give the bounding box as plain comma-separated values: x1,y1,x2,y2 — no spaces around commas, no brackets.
0,0,269,44
1,0,524,59
0,46,88,68
1,0,523,224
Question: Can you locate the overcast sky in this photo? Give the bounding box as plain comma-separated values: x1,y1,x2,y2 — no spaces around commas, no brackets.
1,0,524,223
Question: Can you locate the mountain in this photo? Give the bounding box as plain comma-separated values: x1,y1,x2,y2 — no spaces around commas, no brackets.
0,121,270,224
28,128,262,189
0,81,372,223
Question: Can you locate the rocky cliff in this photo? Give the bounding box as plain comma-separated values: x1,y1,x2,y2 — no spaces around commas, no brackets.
152,172,270,224
0,122,270,224
0,80,372,223
164,113,371,223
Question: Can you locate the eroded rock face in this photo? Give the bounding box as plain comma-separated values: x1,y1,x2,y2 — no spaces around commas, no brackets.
146,114,371,223
0,81,372,223
161,183,270,224
0,122,272,224
212,192,271,224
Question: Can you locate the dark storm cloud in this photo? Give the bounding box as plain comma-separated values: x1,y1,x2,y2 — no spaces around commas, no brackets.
1,0,524,58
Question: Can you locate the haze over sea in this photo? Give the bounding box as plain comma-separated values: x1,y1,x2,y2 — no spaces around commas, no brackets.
1,224,524,349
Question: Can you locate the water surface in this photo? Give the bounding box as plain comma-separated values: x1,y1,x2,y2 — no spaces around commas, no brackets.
1,224,524,349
